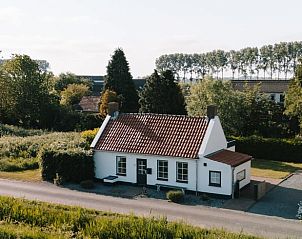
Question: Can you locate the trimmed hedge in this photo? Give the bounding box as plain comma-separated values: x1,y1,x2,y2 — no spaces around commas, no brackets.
40,149,94,183
231,135,302,163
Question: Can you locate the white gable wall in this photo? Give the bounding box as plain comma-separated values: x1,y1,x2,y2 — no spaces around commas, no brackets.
198,116,227,156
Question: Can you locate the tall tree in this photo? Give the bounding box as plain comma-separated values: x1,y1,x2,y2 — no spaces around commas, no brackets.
0,54,53,128
285,59,302,133
60,83,90,107
104,48,139,112
139,70,186,115
99,89,119,117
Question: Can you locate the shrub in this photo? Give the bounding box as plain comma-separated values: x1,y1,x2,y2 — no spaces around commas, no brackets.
0,124,46,137
40,149,94,183
166,190,184,203
81,128,99,148
297,201,302,220
80,180,94,189
231,135,302,163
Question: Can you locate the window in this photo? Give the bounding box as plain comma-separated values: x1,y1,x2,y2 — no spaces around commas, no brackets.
157,160,168,180
236,169,246,181
116,156,126,176
176,162,188,183
270,94,275,101
209,171,221,187
280,94,285,103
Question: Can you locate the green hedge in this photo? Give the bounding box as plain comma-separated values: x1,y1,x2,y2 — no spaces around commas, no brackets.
231,136,302,163
40,149,94,183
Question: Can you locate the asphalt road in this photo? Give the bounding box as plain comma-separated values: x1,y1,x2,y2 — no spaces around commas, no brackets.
0,179,301,239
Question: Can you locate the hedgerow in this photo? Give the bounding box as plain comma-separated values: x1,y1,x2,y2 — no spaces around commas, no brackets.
231,135,302,163
0,132,87,172
0,123,46,137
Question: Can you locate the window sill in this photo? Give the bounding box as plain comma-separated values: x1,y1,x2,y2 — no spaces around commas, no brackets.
209,183,221,187
116,173,126,176
176,180,188,184
157,178,168,181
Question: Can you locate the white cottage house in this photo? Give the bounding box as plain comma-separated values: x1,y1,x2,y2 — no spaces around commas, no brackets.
91,104,252,198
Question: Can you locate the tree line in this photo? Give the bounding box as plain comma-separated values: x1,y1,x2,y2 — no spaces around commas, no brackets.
155,41,302,81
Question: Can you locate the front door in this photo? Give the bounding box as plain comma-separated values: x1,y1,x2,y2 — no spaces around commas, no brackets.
137,158,147,185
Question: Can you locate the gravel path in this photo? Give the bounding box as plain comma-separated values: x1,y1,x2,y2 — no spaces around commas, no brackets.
249,171,302,219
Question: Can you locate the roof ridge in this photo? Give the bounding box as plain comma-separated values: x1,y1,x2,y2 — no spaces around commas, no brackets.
120,112,207,119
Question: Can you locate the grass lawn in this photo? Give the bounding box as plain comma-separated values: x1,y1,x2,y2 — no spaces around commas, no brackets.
251,159,302,179
0,169,41,182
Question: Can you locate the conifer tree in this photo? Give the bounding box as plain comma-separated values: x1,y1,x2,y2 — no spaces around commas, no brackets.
139,70,186,115
104,48,139,112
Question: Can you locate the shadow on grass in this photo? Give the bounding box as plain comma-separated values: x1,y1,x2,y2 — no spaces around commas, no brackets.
252,159,301,173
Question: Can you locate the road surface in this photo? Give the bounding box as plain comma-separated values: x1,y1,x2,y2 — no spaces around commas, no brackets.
0,179,301,239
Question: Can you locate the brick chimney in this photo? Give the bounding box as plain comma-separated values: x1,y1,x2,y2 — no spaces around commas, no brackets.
108,102,119,118
207,105,217,119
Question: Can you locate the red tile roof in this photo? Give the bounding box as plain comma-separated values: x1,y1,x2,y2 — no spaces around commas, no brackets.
206,149,252,167
78,96,100,112
94,113,209,159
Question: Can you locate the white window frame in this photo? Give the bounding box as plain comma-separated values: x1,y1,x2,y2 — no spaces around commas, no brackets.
176,162,188,183
116,156,126,176
157,160,168,181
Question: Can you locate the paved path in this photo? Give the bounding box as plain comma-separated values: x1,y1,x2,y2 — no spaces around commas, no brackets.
0,179,301,239
249,171,302,219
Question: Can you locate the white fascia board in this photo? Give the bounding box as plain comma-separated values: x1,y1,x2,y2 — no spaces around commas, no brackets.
90,115,111,148
198,117,213,156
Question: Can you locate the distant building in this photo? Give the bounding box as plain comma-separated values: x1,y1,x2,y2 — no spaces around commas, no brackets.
77,75,146,95
231,80,290,103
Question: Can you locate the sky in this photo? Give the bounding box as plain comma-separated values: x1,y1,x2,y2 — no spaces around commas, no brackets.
0,0,301,77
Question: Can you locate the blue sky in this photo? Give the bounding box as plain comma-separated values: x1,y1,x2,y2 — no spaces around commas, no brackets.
0,0,301,77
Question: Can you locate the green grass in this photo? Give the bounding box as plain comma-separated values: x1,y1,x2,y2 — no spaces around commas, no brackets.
251,159,302,179
0,169,41,182
0,196,261,239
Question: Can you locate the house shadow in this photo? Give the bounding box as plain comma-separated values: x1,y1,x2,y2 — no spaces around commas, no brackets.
248,184,302,219
62,182,225,207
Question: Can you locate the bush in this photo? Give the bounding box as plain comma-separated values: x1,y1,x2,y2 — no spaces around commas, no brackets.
231,135,302,163
80,180,94,189
0,124,46,137
81,128,99,148
166,190,184,203
40,149,94,183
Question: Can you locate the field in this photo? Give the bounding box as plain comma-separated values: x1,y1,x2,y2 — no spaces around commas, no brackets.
251,159,302,179
0,195,261,239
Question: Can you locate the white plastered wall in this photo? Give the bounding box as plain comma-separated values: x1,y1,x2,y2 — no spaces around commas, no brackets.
94,151,197,191
233,160,251,189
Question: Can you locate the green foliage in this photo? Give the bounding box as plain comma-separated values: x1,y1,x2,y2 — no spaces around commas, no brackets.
0,123,45,137
40,148,94,183
285,60,302,132
139,70,186,115
186,78,296,137
0,196,260,239
81,128,99,148
0,132,86,172
99,89,118,117
166,190,184,203
60,83,90,106
0,54,54,128
232,135,302,163
54,72,92,92
156,41,302,81
104,48,139,112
